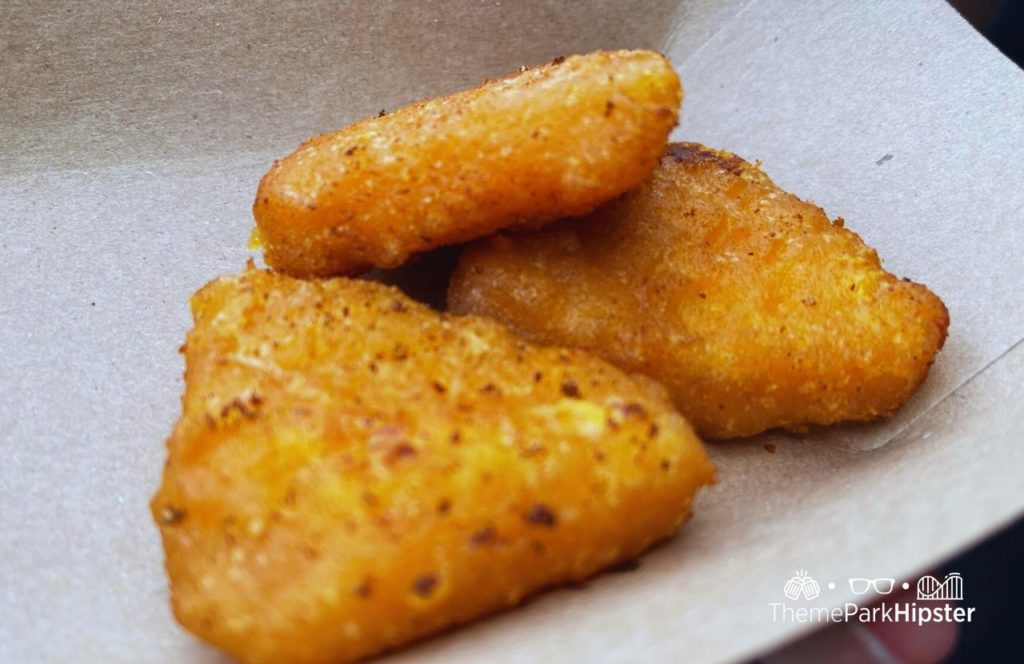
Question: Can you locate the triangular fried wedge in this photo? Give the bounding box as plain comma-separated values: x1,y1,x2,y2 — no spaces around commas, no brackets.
152,267,712,664
450,143,949,439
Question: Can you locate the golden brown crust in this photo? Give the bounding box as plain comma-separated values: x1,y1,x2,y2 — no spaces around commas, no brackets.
253,50,682,276
450,142,949,439
152,267,713,664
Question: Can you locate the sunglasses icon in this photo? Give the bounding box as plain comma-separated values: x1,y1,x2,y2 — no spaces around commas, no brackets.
849,578,896,595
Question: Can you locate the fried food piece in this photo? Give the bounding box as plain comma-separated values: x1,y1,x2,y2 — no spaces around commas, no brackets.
152,267,713,664
450,143,949,439
253,49,681,277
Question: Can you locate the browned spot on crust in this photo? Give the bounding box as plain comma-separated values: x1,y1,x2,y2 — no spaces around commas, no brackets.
664,142,746,175
608,558,641,573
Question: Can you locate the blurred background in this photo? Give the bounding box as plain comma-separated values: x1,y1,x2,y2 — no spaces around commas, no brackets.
950,0,1023,65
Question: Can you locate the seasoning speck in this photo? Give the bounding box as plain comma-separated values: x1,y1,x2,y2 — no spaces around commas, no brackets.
469,525,497,546
616,402,647,418
412,573,439,597
159,505,187,525
387,442,418,464
355,579,374,598
524,503,557,527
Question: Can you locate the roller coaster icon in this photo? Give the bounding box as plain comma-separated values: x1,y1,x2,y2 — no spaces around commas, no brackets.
916,572,963,601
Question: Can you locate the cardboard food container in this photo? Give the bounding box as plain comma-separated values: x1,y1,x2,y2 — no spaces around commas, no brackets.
2,1,1022,661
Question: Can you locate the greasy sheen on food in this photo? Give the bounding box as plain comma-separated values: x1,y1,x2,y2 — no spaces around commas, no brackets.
253,49,682,277
151,267,713,664
449,143,949,439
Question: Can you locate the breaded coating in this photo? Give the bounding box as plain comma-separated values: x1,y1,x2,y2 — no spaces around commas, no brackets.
450,143,949,439
253,49,681,277
151,267,713,664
